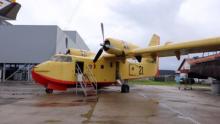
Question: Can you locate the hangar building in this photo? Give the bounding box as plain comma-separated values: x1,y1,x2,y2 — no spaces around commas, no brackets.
0,25,89,82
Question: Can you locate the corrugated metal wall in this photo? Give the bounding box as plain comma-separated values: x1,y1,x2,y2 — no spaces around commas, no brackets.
0,25,57,63
0,25,89,63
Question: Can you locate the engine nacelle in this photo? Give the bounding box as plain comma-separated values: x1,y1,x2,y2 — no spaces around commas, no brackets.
66,48,94,57
103,38,139,56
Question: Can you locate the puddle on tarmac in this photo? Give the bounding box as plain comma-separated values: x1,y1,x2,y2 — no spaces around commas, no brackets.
34,98,97,107
35,102,87,107
167,99,188,103
81,102,97,124
145,98,159,117
44,119,62,123
0,98,25,105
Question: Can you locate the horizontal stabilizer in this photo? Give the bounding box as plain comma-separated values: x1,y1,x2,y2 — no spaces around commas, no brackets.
0,0,21,20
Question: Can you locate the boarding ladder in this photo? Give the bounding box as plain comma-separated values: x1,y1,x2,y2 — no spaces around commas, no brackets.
75,64,98,97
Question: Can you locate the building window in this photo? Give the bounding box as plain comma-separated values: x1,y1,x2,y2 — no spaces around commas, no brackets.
65,38,68,48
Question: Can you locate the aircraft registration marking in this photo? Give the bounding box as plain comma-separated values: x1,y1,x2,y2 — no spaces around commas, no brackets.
129,64,144,76
139,66,143,75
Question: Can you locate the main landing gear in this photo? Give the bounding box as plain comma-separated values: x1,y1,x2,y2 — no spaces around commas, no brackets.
121,80,130,93
45,88,53,94
121,84,130,93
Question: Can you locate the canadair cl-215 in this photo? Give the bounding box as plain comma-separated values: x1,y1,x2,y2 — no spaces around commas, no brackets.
32,23,220,94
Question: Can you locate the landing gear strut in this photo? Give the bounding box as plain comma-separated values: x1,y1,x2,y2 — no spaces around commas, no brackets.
45,88,53,94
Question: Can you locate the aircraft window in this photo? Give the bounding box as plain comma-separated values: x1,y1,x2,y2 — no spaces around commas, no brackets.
50,56,72,62
101,65,104,69
110,62,113,67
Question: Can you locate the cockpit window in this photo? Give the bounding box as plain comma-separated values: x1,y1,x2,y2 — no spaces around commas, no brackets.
50,56,72,62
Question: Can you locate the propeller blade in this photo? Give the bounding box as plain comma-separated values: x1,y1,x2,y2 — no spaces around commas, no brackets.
93,48,103,63
101,23,105,41
93,23,105,63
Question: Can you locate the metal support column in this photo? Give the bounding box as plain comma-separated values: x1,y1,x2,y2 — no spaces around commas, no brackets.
28,64,34,81
0,65,2,82
2,63,5,82
27,64,30,81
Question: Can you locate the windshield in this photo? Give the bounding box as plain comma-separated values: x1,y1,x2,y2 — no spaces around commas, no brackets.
50,56,72,62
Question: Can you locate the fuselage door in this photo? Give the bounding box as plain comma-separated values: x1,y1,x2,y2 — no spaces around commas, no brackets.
75,61,84,82
75,61,84,74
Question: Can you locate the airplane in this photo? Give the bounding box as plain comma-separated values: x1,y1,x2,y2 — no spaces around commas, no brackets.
0,0,21,20
32,23,220,94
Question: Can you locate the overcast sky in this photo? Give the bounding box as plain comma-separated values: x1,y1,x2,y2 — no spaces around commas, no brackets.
12,0,220,70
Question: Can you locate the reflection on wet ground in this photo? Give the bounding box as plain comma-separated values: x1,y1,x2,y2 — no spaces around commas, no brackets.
0,83,220,124
34,95,97,108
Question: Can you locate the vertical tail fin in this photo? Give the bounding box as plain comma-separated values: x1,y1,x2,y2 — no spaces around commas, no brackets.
0,0,21,20
148,34,160,46
142,34,160,77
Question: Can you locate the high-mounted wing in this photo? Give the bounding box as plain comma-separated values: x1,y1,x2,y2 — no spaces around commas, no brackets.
128,36,220,60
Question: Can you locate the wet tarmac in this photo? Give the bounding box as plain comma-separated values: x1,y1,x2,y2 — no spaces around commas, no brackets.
0,82,220,124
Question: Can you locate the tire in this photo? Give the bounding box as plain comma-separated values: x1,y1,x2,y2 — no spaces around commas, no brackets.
121,84,125,93
121,84,130,93
125,84,130,93
45,88,53,94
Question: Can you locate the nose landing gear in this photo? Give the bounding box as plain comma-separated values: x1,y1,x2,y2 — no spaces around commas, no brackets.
45,88,53,94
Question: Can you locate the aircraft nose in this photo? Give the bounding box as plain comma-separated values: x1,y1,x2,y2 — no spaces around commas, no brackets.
32,62,50,73
32,62,52,86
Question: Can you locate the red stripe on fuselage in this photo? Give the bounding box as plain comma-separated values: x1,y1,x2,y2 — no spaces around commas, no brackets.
31,70,115,91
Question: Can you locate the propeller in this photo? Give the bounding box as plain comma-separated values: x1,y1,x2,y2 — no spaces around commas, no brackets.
93,48,103,63
101,23,105,41
93,23,107,63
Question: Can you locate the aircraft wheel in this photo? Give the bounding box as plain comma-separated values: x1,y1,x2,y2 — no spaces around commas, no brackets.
121,84,130,93
45,88,53,94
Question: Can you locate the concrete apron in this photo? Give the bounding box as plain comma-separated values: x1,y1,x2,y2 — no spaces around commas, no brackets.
211,80,220,95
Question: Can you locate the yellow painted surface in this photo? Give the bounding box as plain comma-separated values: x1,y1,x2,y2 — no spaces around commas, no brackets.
105,38,139,55
34,53,157,84
33,35,220,85
34,61,73,83
129,64,140,76
129,37,220,57
67,48,95,57
91,59,116,83
119,57,158,80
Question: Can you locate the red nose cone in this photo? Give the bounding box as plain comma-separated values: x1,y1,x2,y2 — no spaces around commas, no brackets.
32,70,48,86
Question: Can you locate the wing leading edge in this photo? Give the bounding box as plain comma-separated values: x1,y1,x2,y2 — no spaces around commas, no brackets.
128,36,220,60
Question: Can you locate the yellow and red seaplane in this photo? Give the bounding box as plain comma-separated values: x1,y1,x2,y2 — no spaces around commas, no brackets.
32,23,220,94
